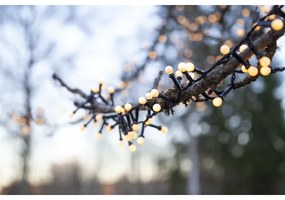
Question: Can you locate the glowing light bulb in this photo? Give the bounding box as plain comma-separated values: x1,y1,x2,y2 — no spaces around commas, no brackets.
130,131,138,139
129,144,136,152
160,126,168,134
125,133,132,142
248,66,258,77
119,140,124,147
220,45,230,55
145,118,152,125
92,87,100,94
137,136,145,145
185,62,195,72
124,103,132,112
106,125,113,132
150,89,159,98
271,18,283,31
145,92,153,100
69,112,74,118
153,103,161,112
138,97,147,105
239,44,248,52
260,66,271,76
107,86,115,94
241,65,248,73
132,124,140,131
259,56,271,68
115,106,124,114
95,132,102,140
212,97,223,107
178,62,187,72
165,66,173,75
95,114,103,121
80,126,86,131
175,70,183,77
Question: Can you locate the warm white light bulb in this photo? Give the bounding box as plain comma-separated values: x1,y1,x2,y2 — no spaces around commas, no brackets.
107,86,115,94
150,89,159,98
124,103,132,112
212,97,223,107
129,144,136,152
185,62,195,72
220,45,230,55
260,66,271,76
178,62,187,72
132,124,140,131
165,66,174,75
138,97,147,105
271,18,283,31
259,56,271,68
137,136,145,145
153,103,161,112
248,66,258,77
145,92,153,100
160,126,168,134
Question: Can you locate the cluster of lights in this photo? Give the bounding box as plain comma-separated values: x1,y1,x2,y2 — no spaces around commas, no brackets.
53,6,285,153
72,79,169,153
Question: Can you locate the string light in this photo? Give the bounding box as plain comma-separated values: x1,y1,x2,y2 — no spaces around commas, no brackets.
119,140,124,147
260,66,271,76
107,86,115,94
115,106,124,114
212,97,223,107
80,126,86,131
248,66,258,77
150,89,159,98
96,132,102,140
145,118,152,125
95,114,103,121
129,143,137,152
241,65,248,73
138,97,147,105
125,133,132,142
259,56,271,67
137,136,145,145
178,62,187,72
271,18,284,31
160,126,168,134
239,44,248,52
129,131,138,139
175,70,183,77
52,6,285,152
132,124,140,131
124,103,132,112
145,92,153,100
69,112,74,118
220,45,230,55
153,103,161,112
92,87,100,94
186,62,195,72
106,125,113,132
165,66,174,75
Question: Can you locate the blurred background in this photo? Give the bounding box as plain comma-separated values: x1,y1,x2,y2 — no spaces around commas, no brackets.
0,5,285,195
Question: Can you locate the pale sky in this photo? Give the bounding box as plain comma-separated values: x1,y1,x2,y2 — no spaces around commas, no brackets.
0,6,173,188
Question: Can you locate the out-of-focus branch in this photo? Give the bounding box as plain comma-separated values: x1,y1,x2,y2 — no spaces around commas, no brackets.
52,73,88,99
152,70,163,89
121,6,175,82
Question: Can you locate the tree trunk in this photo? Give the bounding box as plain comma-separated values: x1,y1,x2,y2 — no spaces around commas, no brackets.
187,136,201,194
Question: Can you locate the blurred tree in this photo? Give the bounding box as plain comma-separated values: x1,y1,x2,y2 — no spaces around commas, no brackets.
200,75,285,194
0,5,92,193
